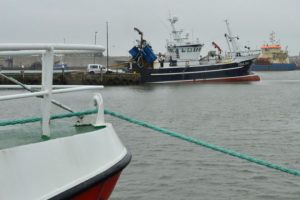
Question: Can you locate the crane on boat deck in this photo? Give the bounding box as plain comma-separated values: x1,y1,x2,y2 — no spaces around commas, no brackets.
199,42,223,62
212,41,222,55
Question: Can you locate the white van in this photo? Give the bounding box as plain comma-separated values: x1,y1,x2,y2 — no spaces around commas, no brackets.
87,64,108,74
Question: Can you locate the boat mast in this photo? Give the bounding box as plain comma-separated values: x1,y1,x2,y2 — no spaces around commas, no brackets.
269,31,276,45
224,33,232,53
224,19,239,55
168,16,186,45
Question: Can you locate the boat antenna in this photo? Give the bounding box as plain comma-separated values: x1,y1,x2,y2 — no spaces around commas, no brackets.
270,31,275,44
168,16,184,45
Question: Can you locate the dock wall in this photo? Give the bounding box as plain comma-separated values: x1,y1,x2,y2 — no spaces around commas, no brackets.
0,72,141,86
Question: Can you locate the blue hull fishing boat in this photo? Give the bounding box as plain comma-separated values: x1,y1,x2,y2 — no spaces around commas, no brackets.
129,17,260,83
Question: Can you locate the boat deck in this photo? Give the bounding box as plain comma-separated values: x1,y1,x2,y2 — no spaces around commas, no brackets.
0,121,104,150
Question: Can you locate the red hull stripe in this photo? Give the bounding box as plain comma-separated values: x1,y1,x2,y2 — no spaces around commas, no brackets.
193,74,261,82
150,74,260,84
49,153,131,200
71,172,121,200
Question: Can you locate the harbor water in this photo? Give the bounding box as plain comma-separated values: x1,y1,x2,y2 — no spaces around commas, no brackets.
1,71,300,199
107,71,300,200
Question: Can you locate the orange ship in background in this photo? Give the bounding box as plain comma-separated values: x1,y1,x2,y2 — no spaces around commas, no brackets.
252,32,296,71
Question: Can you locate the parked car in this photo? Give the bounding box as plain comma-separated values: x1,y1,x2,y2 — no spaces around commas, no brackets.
87,64,111,74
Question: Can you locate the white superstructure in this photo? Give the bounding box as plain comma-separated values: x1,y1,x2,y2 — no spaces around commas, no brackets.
165,16,203,61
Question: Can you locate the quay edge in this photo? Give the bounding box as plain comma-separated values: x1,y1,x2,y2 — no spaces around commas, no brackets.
0,71,141,86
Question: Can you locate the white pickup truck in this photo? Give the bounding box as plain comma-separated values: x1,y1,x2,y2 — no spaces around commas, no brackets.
87,64,111,74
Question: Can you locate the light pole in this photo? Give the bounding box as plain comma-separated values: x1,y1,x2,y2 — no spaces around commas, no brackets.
94,31,98,45
94,31,98,63
106,22,109,69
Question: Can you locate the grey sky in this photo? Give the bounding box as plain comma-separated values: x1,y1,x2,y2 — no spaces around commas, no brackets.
0,0,299,56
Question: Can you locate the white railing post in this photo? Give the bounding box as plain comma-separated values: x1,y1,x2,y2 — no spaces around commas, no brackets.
93,93,105,127
41,48,54,138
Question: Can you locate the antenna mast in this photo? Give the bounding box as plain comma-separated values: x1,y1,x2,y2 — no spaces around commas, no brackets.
168,16,185,45
224,20,239,54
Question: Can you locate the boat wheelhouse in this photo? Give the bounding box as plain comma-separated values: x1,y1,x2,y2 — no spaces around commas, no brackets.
165,16,204,61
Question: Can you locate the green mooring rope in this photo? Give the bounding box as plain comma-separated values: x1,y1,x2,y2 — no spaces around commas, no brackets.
0,109,97,126
0,108,299,177
103,109,300,177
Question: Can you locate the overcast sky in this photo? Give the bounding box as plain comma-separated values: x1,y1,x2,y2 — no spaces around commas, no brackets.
0,0,299,56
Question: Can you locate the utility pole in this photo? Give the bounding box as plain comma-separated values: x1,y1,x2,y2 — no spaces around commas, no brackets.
106,21,109,69
94,31,98,45
94,31,98,63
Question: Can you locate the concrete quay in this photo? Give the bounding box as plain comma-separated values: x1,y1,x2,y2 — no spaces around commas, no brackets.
0,71,141,86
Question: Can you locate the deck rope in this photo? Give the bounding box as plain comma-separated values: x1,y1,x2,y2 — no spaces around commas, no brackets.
0,109,97,126
0,108,299,177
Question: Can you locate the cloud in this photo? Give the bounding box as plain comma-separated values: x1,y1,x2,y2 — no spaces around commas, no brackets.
0,0,299,55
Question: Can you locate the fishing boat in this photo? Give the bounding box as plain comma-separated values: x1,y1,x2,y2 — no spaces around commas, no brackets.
251,32,296,71
129,18,260,83
0,44,131,200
